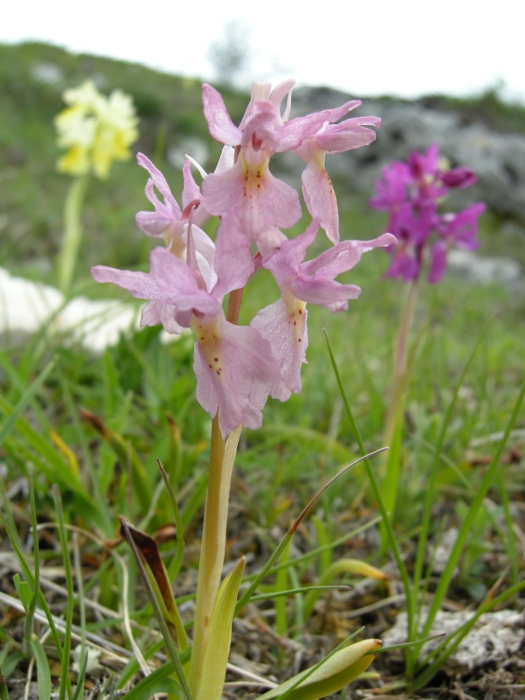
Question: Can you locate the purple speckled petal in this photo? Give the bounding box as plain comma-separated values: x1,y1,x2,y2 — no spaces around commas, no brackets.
251,295,308,401
193,313,279,437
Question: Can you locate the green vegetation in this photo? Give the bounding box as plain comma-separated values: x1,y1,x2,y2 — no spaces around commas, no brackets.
0,41,524,698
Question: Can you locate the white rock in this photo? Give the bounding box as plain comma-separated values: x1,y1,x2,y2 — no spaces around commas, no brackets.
56,296,140,353
0,267,140,352
383,607,525,670
448,249,522,285
0,267,63,344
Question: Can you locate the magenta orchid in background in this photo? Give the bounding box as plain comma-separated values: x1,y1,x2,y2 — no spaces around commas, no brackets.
370,146,486,550
93,80,390,436
370,143,486,283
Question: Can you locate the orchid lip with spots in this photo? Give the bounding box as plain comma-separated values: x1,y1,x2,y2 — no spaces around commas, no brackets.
92,80,393,436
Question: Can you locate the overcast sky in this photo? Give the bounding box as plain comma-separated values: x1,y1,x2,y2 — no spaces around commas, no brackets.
2,1,524,103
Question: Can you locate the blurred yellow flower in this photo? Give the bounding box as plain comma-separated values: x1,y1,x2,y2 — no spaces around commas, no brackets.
55,80,139,179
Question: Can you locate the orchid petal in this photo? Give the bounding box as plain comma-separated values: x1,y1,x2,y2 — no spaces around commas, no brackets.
182,160,202,208
192,314,279,437
240,101,280,152
301,158,339,243
290,276,362,312
251,295,308,401
135,211,176,238
301,233,397,277
202,84,242,146
278,100,361,152
263,219,320,288
316,116,381,153
211,210,256,300
140,301,184,335
137,153,181,214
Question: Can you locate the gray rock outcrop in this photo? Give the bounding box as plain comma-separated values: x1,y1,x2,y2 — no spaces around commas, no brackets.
284,87,525,222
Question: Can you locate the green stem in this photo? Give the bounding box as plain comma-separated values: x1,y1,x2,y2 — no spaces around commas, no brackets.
383,277,419,460
189,420,241,697
379,277,419,551
58,175,89,296
53,486,75,700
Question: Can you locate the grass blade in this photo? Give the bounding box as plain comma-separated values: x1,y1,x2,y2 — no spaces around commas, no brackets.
0,359,54,446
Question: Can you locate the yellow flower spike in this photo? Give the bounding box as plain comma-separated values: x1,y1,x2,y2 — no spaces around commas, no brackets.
54,80,138,180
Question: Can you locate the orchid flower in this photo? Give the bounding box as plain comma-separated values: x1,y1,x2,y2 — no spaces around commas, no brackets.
93,80,394,435
252,220,396,399
294,104,381,244
92,226,278,437
370,144,484,283
201,87,302,244
201,83,381,252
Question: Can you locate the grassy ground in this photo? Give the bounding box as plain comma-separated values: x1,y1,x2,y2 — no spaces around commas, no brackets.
1,41,524,699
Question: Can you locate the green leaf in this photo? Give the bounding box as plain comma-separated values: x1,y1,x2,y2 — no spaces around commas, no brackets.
13,575,33,611
30,636,52,700
258,639,381,700
195,557,245,700
0,647,24,679
121,661,175,700
0,360,54,447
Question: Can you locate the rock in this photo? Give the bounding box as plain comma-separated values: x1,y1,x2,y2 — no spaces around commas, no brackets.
284,87,525,223
428,528,460,575
0,267,138,352
31,61,64,85
447,249,523,286
0,267,184,351
382,607,525,671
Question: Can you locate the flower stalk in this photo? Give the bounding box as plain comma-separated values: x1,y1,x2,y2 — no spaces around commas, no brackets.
189,417,241,696
58,174,89,294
